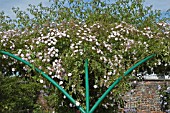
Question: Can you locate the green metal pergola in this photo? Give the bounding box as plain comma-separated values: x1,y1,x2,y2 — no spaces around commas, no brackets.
0,50,155,113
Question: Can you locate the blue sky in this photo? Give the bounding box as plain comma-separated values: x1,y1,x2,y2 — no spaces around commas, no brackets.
0,0,169,19
0,0,51,18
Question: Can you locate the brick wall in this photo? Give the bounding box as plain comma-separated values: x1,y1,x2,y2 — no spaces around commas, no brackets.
122,81,170,113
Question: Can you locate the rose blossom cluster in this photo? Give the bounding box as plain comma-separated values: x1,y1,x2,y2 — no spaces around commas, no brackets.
0,20,169,108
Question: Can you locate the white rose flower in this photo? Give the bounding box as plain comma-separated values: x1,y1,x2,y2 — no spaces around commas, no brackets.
93,85,98,89
59,81,63,85
75,101,80,106
49,71,53,75
69,103,73,107
55,54,58,57
92,47,95,50
36,41,40,45
12,68,15,72
51,32,55,36
40,79,43,83
21,54,24,58
68,73,72,77
108,72,112,75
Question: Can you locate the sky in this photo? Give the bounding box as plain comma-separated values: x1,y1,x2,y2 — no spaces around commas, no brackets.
0,0,52,18
0,0,169,19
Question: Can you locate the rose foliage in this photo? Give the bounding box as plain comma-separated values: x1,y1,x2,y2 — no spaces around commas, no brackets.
0,0,170,112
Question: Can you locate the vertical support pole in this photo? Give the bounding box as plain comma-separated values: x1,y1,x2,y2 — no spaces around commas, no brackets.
85,59,89,113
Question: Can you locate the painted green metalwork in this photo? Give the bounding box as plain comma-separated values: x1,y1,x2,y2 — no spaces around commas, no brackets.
85,59,90,113
0,50,155,113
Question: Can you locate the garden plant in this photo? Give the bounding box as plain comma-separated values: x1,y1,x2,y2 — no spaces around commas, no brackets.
0,0,170,112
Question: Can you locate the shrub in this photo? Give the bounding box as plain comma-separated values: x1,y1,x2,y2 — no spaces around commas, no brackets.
0,73,42,112
0,0,169,112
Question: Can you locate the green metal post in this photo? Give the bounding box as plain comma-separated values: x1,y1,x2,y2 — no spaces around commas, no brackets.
0,50,86,113
89,54,156,113
85,59,90,113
